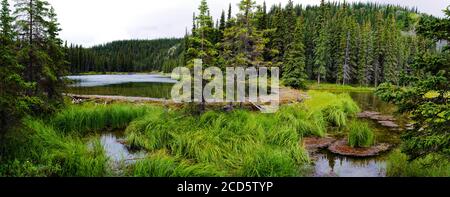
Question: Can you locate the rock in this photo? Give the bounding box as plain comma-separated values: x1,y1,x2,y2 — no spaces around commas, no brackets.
405,123,414,130
370,115,396,121
378,121,399,128
328,140,391,157
357,111,381,118
223,105,234,112
390,128,403,132
116,139,127,145
303,137,336,152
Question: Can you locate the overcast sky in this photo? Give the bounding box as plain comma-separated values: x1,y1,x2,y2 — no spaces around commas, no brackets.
30,0,449,47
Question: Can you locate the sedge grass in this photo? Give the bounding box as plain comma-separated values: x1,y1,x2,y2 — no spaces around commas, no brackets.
0,118,108,177
347,121,375,148
51,103,160,135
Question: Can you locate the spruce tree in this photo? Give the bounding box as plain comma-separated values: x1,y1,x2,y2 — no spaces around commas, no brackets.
14,0,67,113
186,0,217,67
226,3,233,28
270,5,285,66
282,17,307,89
222,0,266,68
358,21,374,86
255,1,267,30
383,14,400,85
219,10,226,39
44,6,66,103
373,11,385,86
0,0,30,134
314,0,330,84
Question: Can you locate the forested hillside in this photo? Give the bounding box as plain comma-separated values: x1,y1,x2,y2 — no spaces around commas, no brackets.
67,38,184,73
68,1,439,88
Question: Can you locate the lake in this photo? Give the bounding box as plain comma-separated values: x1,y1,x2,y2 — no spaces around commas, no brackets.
66,74,176,99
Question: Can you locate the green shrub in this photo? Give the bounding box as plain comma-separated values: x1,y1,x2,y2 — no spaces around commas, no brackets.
348,121,375,148
387,150,450,177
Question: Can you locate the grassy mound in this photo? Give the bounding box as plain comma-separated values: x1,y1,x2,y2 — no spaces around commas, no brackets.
347,121,375,148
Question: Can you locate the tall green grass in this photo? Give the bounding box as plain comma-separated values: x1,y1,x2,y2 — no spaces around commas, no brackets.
303,91,360,128
0,118,108,177
126,108,310,177
124,91,360,177
51,104,159,135
1,91,361,177
131,150,227,177
347,121,375,148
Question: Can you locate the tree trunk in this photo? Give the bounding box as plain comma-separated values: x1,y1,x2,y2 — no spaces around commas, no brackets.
317,73,321,85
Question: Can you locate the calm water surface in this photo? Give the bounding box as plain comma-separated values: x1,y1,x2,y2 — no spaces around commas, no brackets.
66,74,176,98
310,91,405,177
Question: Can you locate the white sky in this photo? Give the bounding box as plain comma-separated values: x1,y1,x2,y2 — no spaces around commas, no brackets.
18,0,448,47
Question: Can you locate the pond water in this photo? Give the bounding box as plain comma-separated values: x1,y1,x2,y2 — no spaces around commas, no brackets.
312,150,387,177
90,131,146,172
310,91,405,177
66,74,176,98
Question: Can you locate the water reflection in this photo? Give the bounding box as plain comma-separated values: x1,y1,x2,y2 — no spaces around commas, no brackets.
66,74,176,99
67,74,177,87
67,82,174,99
310,90,403,177
313,151,387,177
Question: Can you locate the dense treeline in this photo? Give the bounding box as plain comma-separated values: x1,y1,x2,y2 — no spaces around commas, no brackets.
68,1,438,89
0,0,66,134
184,0,437,88
67,39,184,73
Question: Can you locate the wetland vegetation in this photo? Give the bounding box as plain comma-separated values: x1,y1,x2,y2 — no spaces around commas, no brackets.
1,0,449,178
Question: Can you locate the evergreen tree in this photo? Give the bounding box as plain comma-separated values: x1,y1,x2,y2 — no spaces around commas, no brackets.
383,14,401,85
358,21,374,86
219,10,226,39
314,1,330,84
283,0,297,53
0,0,30,134
373,11,385,86
186,0,217,67
282,17,307,89
226,3,234,28
44,6,66,103
255,1,267,30
222,0,266,68
14,0,67,113
268,5,284,65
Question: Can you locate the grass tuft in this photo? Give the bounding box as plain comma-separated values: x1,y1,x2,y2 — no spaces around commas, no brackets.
347,121,375,148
